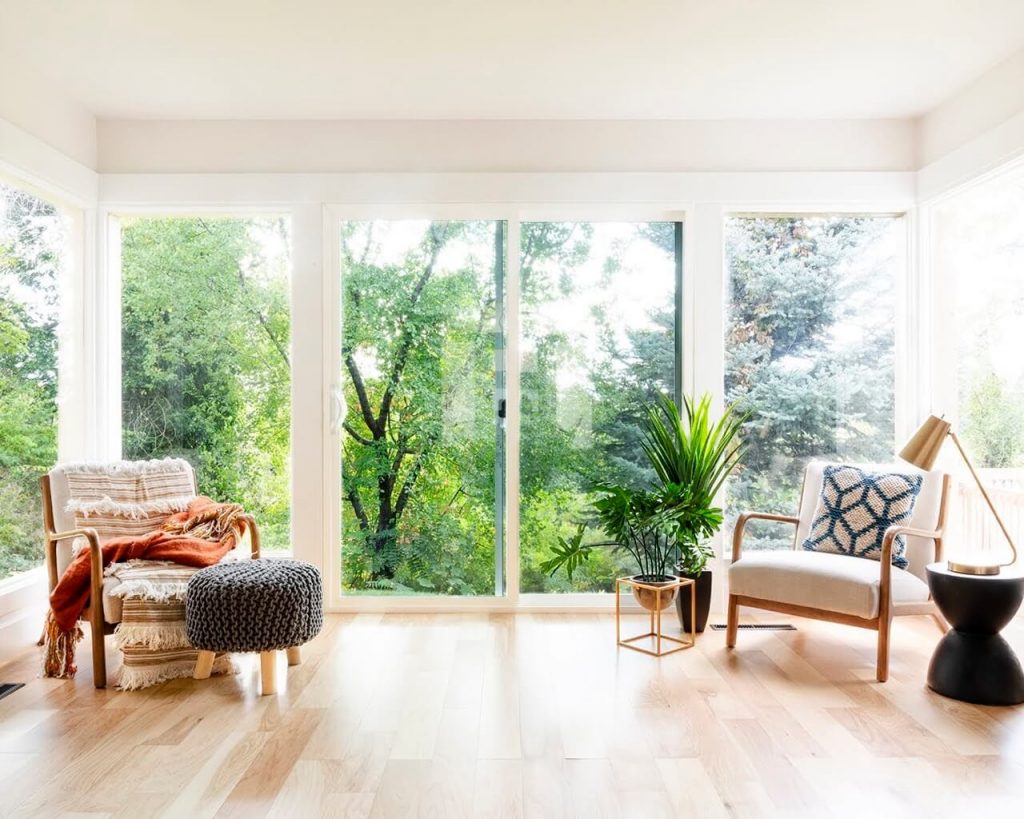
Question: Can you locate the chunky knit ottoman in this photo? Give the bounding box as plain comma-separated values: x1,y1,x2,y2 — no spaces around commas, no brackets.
186,559,323,695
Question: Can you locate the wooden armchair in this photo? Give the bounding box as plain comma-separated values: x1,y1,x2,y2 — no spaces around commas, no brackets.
41,460,259,688
726,460,950,682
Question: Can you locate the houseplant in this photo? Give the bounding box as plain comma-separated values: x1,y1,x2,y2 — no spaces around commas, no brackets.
541,483,688,611
641,393,747,632
541,392,747,625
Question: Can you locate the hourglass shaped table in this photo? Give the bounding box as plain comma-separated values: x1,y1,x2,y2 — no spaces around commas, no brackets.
925,563,1024,705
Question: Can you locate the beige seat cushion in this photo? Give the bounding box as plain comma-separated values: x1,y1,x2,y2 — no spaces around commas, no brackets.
102,576,126,623
100,547,251,624
728,550,930,620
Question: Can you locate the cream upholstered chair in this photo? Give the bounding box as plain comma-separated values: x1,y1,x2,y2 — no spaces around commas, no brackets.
726,460,950,682
41,459,259,688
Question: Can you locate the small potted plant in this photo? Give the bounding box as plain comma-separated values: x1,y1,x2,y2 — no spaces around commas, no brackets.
541,484,684,611
642,393,746,633
541,393,746,629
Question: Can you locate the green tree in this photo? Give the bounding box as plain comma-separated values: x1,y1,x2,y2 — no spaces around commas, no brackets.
0,183,63,578
120,217,291,549
961,372,1024,467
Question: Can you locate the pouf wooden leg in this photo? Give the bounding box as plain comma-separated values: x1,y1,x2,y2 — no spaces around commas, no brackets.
287,646,302,666
260,651,278,695
194,650,216,680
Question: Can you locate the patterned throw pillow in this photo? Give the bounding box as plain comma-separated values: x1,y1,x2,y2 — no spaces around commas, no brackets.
801,465,923,569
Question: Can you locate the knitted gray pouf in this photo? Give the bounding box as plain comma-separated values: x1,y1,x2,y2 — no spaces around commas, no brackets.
186,559,323,694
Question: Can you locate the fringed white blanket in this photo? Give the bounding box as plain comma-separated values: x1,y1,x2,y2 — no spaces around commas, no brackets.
64,458,198,546
108,560,233,690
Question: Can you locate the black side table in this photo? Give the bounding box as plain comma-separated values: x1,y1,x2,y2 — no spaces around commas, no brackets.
925,562,1024,706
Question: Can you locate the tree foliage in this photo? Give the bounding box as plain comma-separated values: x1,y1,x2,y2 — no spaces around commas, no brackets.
120,217,292,550
724,216,898,547
0,183,63,578
341,220,678,594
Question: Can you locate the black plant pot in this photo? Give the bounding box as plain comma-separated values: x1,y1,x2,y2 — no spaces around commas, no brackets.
675,567,712,634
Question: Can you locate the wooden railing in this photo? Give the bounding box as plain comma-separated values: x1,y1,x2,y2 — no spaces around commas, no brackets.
948,469,1024,559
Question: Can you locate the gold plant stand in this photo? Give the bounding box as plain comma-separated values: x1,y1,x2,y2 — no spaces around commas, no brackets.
615,576,696,657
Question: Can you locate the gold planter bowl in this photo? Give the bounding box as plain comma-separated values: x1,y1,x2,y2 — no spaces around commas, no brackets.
629,575,678,611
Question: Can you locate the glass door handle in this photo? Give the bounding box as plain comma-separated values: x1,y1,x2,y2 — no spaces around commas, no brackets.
330,385,347,434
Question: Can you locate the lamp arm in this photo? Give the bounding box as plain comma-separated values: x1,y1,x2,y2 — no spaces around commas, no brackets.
949,431,1018,566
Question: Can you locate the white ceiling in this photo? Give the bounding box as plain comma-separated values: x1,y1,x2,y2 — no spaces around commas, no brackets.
3,0,1024,121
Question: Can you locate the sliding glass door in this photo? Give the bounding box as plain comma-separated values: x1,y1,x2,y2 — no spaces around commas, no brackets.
339,220,506,595
518,222,680,592
335,216,681,599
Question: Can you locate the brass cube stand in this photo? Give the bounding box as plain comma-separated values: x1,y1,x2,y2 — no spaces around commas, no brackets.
615,576,696,657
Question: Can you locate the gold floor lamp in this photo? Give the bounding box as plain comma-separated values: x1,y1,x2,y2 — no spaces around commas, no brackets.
900,415,1019,575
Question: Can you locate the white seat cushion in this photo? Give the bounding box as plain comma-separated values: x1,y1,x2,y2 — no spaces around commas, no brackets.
728,550,930,620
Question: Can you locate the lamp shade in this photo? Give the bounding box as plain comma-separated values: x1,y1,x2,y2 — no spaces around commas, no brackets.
899,415,951,470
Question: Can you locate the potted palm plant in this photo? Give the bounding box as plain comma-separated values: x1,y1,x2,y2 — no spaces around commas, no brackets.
642,393,747,632
541,393,746,628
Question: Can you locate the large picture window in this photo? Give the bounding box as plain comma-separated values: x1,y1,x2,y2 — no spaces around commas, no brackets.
724,215,904,549
120,216,292,553
0,180,68,581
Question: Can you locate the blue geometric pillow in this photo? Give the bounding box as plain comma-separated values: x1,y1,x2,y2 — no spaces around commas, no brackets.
801,465,923,569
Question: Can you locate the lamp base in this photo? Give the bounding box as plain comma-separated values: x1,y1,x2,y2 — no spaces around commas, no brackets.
947,559,1001,576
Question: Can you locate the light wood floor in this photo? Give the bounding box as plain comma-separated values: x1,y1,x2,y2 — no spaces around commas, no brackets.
1,610,1023,819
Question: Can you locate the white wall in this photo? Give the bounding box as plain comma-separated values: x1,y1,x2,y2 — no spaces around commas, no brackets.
0,54,97,170
918,50,1024,168
96,119,917,174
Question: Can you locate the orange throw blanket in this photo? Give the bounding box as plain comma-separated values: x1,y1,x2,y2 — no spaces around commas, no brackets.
42,496,248,679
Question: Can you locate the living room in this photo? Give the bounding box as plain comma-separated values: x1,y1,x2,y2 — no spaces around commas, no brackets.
1,2,1023,817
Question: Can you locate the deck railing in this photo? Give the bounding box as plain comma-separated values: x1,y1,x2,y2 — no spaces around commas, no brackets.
948,468,1024,560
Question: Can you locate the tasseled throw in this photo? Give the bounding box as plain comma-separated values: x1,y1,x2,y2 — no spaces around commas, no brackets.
41,609,84,679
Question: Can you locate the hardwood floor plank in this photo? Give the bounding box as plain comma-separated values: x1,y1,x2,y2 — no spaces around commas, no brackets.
217,708,321,817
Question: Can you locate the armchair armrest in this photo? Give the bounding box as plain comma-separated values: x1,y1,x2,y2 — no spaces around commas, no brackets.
44,527,100,593
731,512,800,562
878,524,943,601
239,513,261,559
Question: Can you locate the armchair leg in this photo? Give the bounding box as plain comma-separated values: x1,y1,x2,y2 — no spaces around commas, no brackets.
90,614,106,689
726,594,739,649
876,617,891,683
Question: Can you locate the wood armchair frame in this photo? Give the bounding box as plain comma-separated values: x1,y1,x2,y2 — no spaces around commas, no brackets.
40,474,261,688
726,474,950,682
